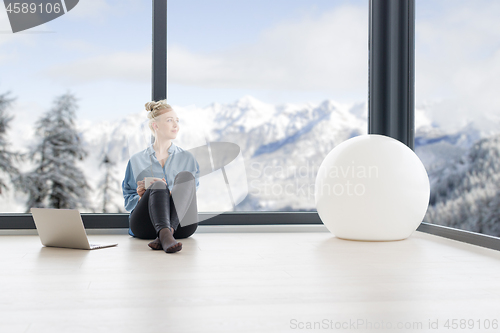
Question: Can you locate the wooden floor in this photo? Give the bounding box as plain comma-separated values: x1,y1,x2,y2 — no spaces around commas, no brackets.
1,228,500,333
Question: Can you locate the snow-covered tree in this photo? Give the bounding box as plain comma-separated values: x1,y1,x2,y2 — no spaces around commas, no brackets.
0,91,20,195
97,152,124,213
22,92,90,211
424,134,500,237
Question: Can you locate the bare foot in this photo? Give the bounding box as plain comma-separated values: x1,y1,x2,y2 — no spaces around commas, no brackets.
159,227,182,253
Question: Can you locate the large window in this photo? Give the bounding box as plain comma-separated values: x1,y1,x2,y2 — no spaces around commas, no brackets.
0,0,369,214
415,0,500,237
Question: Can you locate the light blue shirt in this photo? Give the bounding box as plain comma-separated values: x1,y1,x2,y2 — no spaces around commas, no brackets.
122,142,200,214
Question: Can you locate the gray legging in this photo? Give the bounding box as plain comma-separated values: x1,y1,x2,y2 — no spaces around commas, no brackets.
129,171,198,239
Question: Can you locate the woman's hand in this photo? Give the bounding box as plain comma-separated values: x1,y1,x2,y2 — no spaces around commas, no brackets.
137,180,146,199
152,177,165,184
137,178,170,200
162,178,171,194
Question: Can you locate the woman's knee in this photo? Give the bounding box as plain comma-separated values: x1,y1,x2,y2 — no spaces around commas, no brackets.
175,171,194,183
150,180,168,190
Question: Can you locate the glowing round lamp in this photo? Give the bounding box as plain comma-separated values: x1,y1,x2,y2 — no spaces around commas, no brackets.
314,134,430,241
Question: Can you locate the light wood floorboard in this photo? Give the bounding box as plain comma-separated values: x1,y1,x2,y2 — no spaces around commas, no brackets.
1,230,500,333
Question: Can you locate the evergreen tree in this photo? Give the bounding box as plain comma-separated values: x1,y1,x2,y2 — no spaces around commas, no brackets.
97,152,124,213
0,91,20,195
23,92,90,210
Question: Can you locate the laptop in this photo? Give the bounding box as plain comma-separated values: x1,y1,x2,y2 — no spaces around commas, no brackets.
31,208,118,250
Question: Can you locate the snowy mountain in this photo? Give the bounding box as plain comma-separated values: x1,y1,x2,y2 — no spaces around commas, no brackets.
414,122,482,170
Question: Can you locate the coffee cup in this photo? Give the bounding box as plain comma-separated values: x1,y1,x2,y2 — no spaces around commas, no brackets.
144,177,156,189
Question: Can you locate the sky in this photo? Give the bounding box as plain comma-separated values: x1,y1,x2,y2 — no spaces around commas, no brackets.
1,0,500,133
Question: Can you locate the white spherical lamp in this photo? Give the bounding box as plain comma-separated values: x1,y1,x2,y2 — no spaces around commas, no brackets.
315,134,430,241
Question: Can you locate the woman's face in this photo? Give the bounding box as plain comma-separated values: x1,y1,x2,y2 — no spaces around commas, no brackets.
153,109,179,139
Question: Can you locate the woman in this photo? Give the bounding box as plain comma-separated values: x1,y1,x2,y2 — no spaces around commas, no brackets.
122,100,200,253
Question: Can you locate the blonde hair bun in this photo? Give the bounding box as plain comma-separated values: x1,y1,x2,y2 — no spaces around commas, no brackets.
144,102,156,112
145,100,171,114
145,99,174,136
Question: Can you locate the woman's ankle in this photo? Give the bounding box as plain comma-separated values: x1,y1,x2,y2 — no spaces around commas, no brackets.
159,227,175,238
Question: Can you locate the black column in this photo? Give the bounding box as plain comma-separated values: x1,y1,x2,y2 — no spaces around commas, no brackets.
152,0,167,101
368,0,415,149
